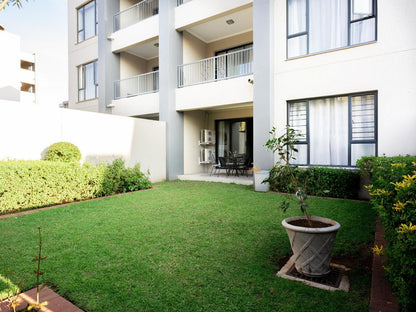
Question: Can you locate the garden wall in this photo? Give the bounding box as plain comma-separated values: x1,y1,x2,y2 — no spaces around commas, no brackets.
0,105,166,182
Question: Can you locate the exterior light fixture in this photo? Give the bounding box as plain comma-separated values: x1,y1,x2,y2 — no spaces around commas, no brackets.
226,19,234,25
154,43,159,47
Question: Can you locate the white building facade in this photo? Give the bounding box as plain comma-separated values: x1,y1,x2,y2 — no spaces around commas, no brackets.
0,29,36,105
67,0,416,179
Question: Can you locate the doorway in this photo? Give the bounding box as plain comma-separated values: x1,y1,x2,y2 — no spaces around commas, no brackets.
215,118,253,163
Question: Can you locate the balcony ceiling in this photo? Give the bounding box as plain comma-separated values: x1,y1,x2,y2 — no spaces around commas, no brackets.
125,38,159,60
186,7,253,43
123,6,252,60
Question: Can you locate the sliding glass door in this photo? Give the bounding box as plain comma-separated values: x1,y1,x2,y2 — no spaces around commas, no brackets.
215,118,253,162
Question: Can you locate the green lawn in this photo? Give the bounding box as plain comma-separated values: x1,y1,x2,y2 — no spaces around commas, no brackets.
0,181,376,312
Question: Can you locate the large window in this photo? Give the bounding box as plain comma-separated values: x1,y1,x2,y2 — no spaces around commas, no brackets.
287,0,377,58
77,0,97,43
78,60,98,102
288,92,377,166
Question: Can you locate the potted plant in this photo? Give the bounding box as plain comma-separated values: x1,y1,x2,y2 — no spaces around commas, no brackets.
265,126,340,277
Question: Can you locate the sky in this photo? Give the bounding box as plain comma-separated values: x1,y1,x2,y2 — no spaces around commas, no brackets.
0,0,68,107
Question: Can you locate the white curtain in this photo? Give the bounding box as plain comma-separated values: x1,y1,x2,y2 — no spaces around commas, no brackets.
350,18,376,45
309,97,349,166
288,0,306,35
309,0,349,53
287,0,307,57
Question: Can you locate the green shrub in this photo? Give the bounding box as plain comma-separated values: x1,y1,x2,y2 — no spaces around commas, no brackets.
358,156,416,311
45,142,81,162
0,159,151,215
96,159,151,197
0,160,103,214
267,166,361,199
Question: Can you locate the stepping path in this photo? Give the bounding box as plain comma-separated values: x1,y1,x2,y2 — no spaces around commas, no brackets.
0,287,83,312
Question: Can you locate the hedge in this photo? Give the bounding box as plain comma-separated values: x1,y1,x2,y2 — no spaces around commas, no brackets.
266,165,361,199
0,159,151,215
358,156,416,311
45,142,81,162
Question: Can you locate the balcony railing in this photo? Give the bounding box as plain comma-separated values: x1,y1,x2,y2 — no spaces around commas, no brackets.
114,71,159,100
114,0,159,32
177,0,193,6
178,47,253,88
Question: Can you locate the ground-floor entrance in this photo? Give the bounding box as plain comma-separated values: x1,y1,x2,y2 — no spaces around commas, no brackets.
215,117,253,164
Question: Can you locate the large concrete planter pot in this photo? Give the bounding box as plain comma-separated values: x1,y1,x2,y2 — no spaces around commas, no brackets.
282,216,341,277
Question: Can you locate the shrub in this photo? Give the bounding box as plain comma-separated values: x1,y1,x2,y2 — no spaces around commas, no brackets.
0,160,103,214
96,159,151,196
358,156,416,311
0,159,151,215
45,142,81,162
267,166,361,199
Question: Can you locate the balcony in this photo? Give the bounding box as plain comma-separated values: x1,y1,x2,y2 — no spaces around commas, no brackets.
112,71,159,117
114,70,159,100
111,0,159,54
114,0,159,32
178,47,253,88
20,68,36,85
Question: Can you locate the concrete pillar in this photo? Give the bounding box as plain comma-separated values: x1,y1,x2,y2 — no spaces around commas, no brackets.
97,0,120,113
253,0,275,170
159,0,184,180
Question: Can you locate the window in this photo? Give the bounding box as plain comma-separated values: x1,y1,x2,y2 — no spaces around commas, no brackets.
77,1,97,43
78,60,98,101
287,0,376,58
288,92,377,166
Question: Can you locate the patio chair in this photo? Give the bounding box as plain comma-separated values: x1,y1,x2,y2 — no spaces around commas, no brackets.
218,157,230,176
209,153,220,176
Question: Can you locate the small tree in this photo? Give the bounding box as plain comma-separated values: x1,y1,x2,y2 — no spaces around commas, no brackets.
265,126,312,226
0,0,31,12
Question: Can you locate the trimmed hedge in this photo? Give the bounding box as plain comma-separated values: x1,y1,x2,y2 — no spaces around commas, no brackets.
0,159,151,215
267,166,361,199
45,142,81,162
358,156,416,311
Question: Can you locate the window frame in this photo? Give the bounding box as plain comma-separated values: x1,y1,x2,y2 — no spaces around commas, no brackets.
287,91,378,167
77,60,98,102
286,0,377,59
77,0,98,43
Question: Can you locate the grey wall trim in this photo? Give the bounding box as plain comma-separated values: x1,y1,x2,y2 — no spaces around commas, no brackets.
253,0,275,170
159,0,184,180
97,0,120,113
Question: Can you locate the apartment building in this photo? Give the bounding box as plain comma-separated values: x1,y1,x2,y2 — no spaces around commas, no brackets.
68,0,416,180
0,28,36,105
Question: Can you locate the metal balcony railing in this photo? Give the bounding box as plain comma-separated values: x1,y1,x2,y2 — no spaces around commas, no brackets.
177,0,193,6
114,0,159,32
114,71,159,100
177,47,253,88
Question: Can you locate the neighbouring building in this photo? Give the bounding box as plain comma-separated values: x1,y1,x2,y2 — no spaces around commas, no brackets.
0,28,36,105
67,0,416,180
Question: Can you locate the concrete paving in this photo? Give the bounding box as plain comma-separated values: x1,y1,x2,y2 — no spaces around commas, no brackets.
178,173,254,185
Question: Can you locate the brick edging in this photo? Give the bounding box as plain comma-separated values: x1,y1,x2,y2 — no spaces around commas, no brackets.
370,218,399,312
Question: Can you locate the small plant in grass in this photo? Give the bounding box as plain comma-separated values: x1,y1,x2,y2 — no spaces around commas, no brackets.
265,126,312,225
27,227,48,311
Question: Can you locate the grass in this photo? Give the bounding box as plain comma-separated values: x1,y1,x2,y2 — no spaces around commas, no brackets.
0,181,376,312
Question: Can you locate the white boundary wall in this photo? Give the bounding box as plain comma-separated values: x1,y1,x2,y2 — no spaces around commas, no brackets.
0,105,166,182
